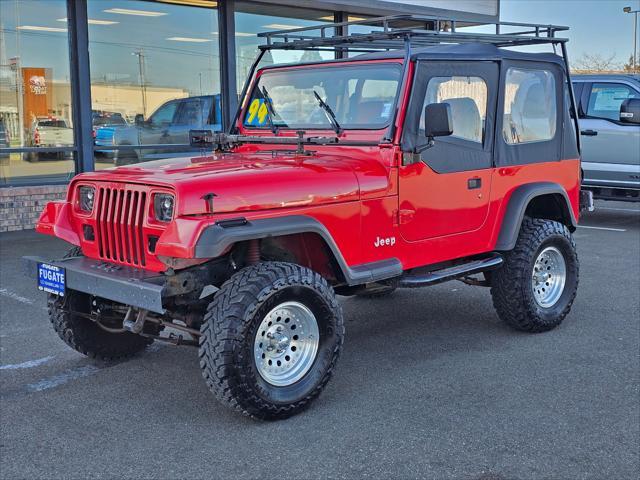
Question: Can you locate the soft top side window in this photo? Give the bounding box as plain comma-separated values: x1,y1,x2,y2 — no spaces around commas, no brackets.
503,68,557,144
420,76,488,145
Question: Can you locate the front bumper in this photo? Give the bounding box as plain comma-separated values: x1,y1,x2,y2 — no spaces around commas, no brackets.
24,255,166,313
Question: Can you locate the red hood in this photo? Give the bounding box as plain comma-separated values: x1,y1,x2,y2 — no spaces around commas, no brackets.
75,150,391,216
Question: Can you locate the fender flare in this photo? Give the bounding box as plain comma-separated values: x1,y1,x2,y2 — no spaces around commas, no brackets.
495,182,577,251
194,215,402,286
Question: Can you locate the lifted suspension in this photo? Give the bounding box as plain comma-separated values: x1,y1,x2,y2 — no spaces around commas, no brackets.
62,303,202,347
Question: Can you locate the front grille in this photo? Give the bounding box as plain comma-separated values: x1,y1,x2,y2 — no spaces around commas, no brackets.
95,186,147,267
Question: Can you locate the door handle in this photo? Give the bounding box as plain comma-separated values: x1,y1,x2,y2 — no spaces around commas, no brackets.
580,129,598,136
467,177,482,190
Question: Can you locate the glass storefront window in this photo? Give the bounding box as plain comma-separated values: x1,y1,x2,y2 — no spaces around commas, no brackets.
87,0,220,167
2,0,445,186
235,2,335,93
0,0,75,185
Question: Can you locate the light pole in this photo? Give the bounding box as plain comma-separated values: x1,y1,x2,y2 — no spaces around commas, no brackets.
132,50,147,117
624,6,639,73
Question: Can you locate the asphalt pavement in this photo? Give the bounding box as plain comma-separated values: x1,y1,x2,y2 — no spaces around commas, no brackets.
1,200,638,480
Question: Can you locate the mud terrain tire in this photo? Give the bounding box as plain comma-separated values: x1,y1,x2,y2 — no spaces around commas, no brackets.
48,248,152,360
199,262,344,420
490,216,579,333
49,292,153,360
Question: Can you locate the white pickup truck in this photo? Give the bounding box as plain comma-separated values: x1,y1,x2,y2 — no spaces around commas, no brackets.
25,117,74,162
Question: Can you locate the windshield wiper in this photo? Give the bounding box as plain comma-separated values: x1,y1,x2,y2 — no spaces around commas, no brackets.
313,90,342,135
261,86,282,134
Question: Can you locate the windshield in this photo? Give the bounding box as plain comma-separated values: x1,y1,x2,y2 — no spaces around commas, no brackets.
244,64,402,131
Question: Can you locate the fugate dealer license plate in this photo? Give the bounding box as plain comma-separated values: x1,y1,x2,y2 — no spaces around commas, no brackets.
37,263,66,296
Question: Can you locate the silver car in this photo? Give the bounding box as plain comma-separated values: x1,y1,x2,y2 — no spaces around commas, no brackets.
572,74,640,201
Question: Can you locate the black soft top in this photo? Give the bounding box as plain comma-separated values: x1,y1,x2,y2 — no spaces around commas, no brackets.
259,43,566,72
355,43,566,67
237,15,579,148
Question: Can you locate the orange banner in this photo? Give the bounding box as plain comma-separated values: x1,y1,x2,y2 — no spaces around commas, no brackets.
22,67,52,129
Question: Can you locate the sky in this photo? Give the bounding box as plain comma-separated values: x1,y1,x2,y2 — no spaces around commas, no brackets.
500,0,640,66
1,0,639,94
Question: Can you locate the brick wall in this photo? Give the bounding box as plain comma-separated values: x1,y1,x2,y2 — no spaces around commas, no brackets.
0,185,67,232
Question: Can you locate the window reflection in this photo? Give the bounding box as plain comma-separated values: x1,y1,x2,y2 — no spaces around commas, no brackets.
87,0,220,167
0,0,74,185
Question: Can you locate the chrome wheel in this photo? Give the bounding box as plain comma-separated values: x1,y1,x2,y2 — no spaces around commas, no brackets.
532,246,567,308
253,301,319,387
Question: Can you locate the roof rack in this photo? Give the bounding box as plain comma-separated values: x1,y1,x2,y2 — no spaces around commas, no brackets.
258,14,569,52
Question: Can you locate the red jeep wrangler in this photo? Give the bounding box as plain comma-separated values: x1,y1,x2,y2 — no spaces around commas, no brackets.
27,16,593,419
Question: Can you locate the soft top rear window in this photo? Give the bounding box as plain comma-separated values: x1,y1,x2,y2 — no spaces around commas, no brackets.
244,64,402,131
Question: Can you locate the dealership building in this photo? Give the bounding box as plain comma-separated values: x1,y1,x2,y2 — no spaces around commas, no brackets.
0,0,499,231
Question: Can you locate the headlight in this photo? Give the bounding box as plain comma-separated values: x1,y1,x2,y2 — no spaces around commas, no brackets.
154,193,174,222
78,186,95,212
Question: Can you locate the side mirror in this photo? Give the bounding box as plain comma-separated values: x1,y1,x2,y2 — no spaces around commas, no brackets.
424,102,453,138
620,98,640,125
414,103,453,154
134,114,145,126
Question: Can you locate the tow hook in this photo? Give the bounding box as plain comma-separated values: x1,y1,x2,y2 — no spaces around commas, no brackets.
123,308,149,334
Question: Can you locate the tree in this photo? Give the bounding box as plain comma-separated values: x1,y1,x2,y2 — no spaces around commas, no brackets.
622,54,639,73
299,50,323,63
573,53,619,72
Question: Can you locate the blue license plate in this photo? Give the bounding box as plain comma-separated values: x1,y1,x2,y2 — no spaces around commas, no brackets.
37,263,66,296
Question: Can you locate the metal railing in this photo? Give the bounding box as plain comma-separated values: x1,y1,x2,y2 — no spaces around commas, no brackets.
257,14,569,52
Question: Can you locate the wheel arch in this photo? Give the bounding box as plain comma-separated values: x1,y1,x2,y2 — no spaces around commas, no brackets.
194,215,402,286
495,182,577,251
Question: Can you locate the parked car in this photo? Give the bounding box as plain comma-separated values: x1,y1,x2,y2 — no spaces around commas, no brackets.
92,111,128,162
94,95,222,165
92,110,127,129
27,16,592,420
0,120,9,165
572,74,640,201
24,116,74,162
